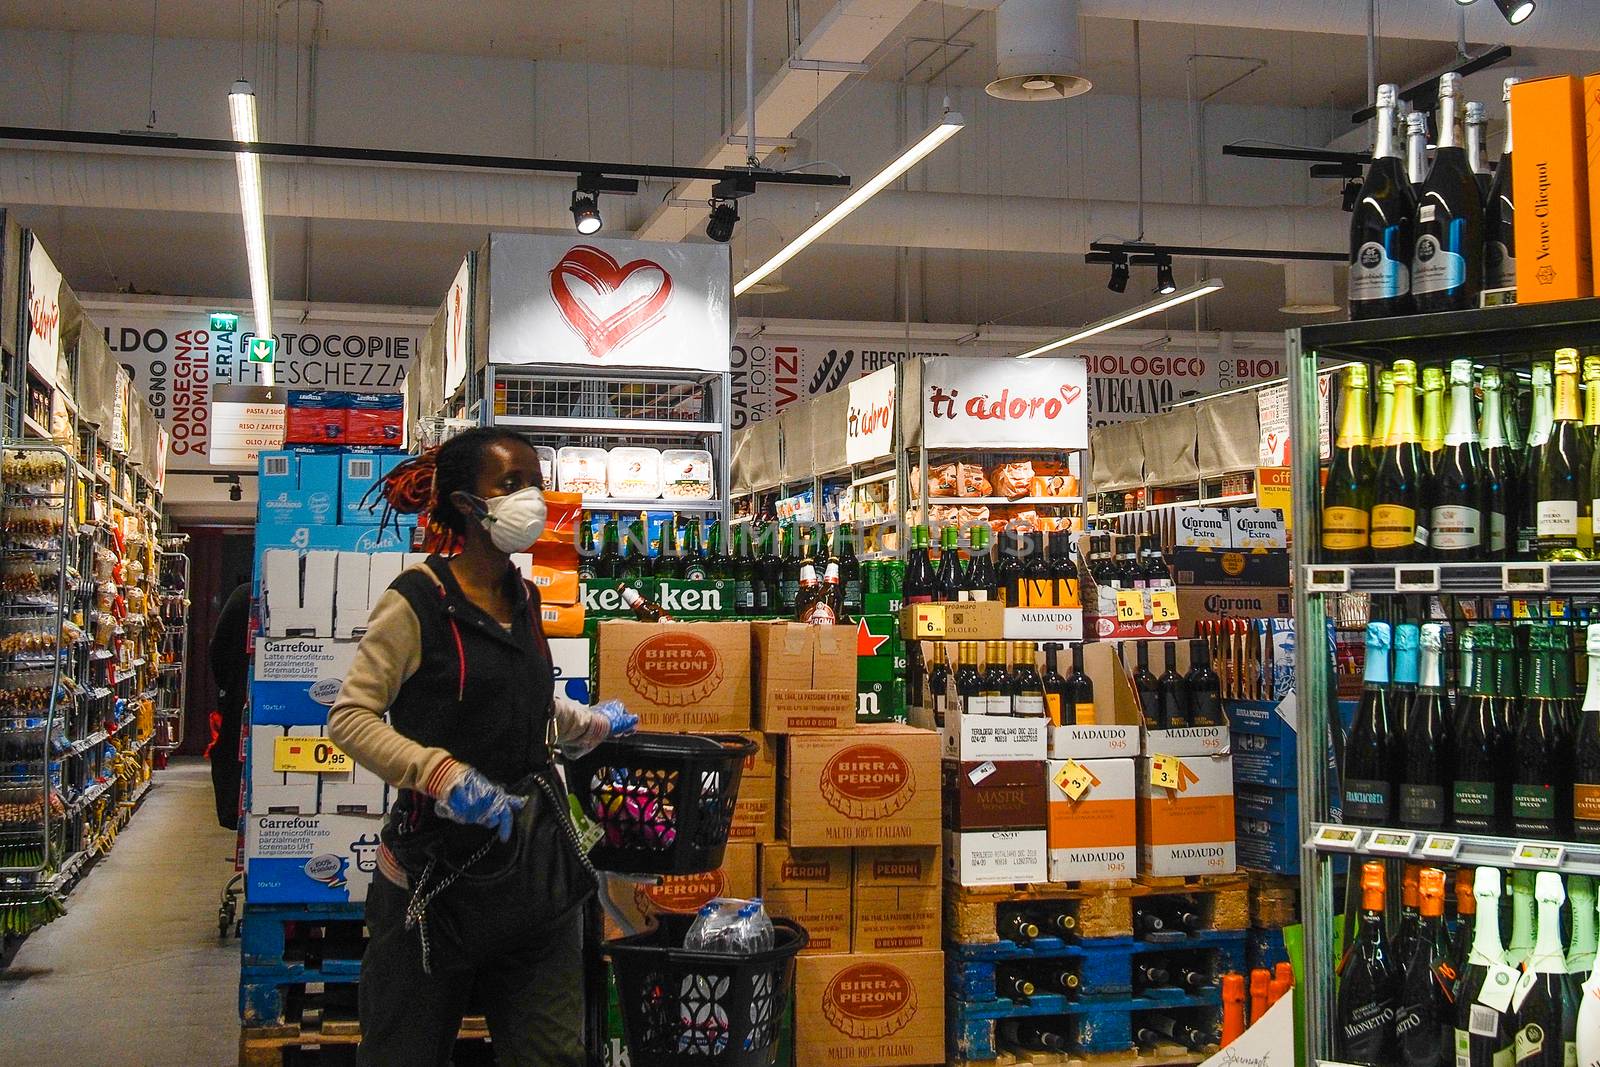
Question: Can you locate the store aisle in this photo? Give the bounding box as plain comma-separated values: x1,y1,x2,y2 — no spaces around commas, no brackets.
1,759,240,1066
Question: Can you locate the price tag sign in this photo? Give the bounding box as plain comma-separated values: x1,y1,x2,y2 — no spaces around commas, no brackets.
1393,565,1441,593
273,737,352,774
968,761,997,786
1365,829,1418,856
1303,566,1351,593
1419,834,1463,861
1054,759,1094,801
1116,590,1144,623
1502,563,1550,593
1312,825,1365,851
1514,841,1566,868
1149,590,1180,623
913,604,946,638
1476,963,1520,1013
1149,753,1183,790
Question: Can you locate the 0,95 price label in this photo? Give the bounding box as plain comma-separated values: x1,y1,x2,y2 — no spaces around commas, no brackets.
1514,841,1566,868
273,737,352,774
1365,830,1418,856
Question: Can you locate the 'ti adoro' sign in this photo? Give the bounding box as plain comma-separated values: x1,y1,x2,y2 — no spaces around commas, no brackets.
846,365,896,465
922,356,1087,450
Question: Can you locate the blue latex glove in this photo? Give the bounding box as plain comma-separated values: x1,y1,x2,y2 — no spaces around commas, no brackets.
434,767,525,842
599,699,639,740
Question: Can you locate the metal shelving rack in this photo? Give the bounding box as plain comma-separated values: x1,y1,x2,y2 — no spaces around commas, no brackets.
1287,297,1600,1065
155,538,190,754
478,362,732,529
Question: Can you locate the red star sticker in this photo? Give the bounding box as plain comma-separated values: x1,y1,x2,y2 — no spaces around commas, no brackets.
856,618,889,657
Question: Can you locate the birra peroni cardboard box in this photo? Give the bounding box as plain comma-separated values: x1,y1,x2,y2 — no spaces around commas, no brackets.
794,951,945,1067
782,725,941,847
595,620,751,732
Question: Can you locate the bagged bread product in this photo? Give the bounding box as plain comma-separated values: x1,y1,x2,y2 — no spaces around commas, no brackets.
535,446,556,489
607,446,663,499
660,449,714,500
556,446,609,496
989,461,1034,499
957,463,993,498
927,463,959,498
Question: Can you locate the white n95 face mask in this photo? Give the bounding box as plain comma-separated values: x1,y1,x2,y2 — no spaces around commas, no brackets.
474,486,547,552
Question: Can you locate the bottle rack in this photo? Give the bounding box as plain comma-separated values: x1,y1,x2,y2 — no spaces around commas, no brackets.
155,539,190,754
1287,296,1600,1064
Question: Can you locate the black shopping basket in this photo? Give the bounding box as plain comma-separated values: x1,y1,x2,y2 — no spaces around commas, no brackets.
606,915,807,1067
565,732,758,875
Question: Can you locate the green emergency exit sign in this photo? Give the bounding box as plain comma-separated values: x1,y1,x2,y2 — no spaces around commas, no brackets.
209,312,239,331
248,337,277,363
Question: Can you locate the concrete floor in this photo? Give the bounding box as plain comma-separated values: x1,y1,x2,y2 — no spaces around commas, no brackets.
1,759,241,1066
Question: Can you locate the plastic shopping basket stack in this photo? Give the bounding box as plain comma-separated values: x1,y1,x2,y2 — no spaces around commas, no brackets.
566,732,809,1067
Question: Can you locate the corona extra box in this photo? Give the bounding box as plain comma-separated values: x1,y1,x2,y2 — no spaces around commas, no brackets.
596,620,751,731
794,951,944,1066
782,725,940,847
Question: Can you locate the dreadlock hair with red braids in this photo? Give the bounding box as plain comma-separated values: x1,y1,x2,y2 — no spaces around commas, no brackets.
361,428,540,554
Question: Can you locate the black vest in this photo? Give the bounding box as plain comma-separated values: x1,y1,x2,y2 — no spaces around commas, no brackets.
388,555,555,795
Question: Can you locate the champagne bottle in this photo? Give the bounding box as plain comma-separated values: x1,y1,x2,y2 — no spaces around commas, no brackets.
1568,876,1597,983
1400,624,1452,830
1512,872,1580,1067
1406,110,1430,197
1412,73,1486,313
1395,867,1455,1067
1336,861,1401,1064
1535,348,1593,560
1513,627,1573,838
1374,369,1397,476
1578,891,1600,1065
1485,77,1519,292
1324,363,1375,562
1509,870,1537,970
1432,358,1486,559
1444,867,1476,996
1372,360,1427,560
1480,367,1514,560
1575,623,1600,841
1350,84,1418,319
1452,625,1509,834
1455,866,1515,1067
1466,100,1492,204
1421,365,1447,475
1346,622,1399,825
1400,863,1424,963
1518,362,1555,559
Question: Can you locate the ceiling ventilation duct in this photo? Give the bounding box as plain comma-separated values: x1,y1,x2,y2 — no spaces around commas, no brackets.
985,0,1091,101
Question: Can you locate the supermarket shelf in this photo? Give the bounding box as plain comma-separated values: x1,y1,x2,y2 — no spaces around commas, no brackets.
68,778,113,814
923,496,1084,506
1299,560,1600,596
492,414,722,436
1307,821,1600,875
62,730,108,758
576,498,724,512
20,414,51,438
1199,493,1257,506
850,469,898,488
1299,296,1600,363
0,848,89,897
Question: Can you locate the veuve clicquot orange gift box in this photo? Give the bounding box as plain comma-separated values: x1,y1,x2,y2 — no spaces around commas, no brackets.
1511,74,1594,303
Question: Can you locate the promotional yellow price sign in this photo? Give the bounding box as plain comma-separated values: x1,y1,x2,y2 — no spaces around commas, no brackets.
1053,759,1095,802
273,737,353,774
1149,590,1180,622
1149,753,1184,790
913,604,947,638
1115,590,1144,623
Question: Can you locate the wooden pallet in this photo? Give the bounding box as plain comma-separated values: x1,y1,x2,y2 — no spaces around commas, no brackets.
240,1016,491,1067
946,873,1249,945
955,1048,1205,1067
1247,871,1299,929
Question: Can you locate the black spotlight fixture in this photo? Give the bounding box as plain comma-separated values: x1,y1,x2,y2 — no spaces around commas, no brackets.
1107,254,1130,293
1154,254,1177,296
1493,0,1535,23
706,199,740,243
570,188,602,235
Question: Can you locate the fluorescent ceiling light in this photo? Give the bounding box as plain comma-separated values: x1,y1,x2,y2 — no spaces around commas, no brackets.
1015,279,1225,358
229,79,273,383
733,112,965,297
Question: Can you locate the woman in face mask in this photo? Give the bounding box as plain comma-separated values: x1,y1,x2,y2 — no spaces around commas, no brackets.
327,428,636,1067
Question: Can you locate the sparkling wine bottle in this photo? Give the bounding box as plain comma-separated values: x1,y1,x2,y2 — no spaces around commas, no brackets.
1395,866,1455,1067
1346,622,1399,825
1575,623,1600,841
1485,78,1519,292
1567,876,1597,984
1372,360,1427,561
1421,365,1447,476
1324,363,1376,562
1454,866,1515,1067
1534,348,1592,560
1513,627,1573,839
1349,84,1418,319
1400,624,1451,830
1479,367,1514,560
1518,362,1555,560
1412,73,1486,313
1452,625,1510,834
1510,872,1579,1067
1336,861,1401,1064
1431,359,1486,559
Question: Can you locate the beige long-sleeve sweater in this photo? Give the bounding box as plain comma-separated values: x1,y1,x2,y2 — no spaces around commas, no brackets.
326,563,595,800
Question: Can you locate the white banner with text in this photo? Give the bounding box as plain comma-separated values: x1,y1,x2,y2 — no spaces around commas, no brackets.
922,356,1089,450
845,365,897,465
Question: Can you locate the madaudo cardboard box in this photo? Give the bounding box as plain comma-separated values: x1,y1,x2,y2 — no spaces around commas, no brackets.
753,622,857,732
1045,757,1137,882
596,620,751,732
1049,641,1142,758
853,846,941,953
783,725,940,848
1108,640,1232,757
1512,74,1593,303
793,951,945,1067
603,843,758,940
941,759,1048,831
1137,752,1237,877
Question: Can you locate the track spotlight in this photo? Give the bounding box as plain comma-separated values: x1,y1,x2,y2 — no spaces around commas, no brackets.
1154,255,1177,296
1455,0,1476,5
1493,0,1534,23
570,188,602,235
706,199,740,243
1107,255,1130,293
1340,178,1362,213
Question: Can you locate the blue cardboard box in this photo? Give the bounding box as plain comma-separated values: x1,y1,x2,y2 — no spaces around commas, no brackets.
257,449,340,526
1235,783,1298,874
1227,699,1297,788
339,451,407,525
244,812,384,904
298,452,341,525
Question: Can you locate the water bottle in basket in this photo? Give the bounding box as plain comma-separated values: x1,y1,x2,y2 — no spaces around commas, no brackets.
684,898,773,954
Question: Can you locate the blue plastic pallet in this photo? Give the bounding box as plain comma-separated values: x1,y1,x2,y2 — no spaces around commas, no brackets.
948,989,1223,1061
949,930,1247,1003
1247,926,1290,973
239,902,367,1026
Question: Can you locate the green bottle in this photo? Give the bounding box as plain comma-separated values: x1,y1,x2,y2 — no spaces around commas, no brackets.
704,517,728,580
597,516,621,578
1322,363,1374,563
1419,364,1446,476
657,514,685,579
577,516,599,580
620,513,650,581
1535,349,1592,561
681,517,707,580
